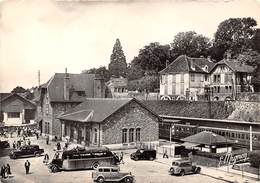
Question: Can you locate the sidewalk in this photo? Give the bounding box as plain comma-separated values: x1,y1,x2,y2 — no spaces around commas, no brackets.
155,155,260,183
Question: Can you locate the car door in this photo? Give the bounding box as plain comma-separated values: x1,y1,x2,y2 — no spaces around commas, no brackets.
184,162,193,173
111,168,120,180
103,168,111,181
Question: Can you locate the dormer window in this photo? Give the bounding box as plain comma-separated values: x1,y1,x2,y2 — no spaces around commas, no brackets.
204,65,208,72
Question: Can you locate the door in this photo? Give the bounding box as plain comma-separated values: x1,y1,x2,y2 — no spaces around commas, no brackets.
85,128,90,146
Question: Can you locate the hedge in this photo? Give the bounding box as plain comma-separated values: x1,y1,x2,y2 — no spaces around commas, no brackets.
249,150,260,168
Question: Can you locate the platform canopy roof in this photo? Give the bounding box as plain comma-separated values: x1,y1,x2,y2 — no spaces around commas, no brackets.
181,131,232,146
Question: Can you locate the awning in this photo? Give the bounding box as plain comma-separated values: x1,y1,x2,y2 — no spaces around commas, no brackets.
181,142,199,148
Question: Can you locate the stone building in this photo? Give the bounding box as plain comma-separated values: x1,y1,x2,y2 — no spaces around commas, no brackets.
209,58,254,101
38,70,106,139
0,93,36,126
58,98,160,148
106,76,128,98
159,55,215,101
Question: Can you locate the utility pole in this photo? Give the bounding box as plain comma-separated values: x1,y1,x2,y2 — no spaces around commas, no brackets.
38,70,41,87
250,125,253,151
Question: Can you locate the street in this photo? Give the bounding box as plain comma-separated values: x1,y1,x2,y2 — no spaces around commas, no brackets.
1,136,226,183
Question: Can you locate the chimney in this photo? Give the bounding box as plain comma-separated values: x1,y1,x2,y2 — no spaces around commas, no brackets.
64,68,70,100
166,60,170,68
94,74,105,98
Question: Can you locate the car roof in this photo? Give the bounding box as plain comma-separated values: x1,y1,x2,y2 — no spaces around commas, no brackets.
173,159,191,163
97,166,119,169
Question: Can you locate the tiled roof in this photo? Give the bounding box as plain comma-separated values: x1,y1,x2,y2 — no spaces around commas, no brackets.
181,131,229,145
159,55,215,74
0,93,11,101
214,59,255,73
0,93,36,108
58,98,160,123
44,73,96,102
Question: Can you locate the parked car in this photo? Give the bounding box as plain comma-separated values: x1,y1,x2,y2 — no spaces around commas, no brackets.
169,159,201,176
9,145,44,159
92,166,134,183
0,140,10,148
130,149,156,161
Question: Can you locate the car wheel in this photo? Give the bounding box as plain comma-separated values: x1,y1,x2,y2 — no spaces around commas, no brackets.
169,168,174,175
179,170,185,176
51,165,59,173
195,168,201,174
134,157,138,161
97,177,105,183
149,157,154,161
124,177,132,183
92,162,99,170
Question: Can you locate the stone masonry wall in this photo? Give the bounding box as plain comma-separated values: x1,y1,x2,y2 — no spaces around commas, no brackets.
102,101,159,145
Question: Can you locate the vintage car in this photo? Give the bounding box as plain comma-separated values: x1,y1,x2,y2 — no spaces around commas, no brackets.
9,145,44,159
169,159,201,176
0,140,10,148
130,149,156,161
92,166,134,183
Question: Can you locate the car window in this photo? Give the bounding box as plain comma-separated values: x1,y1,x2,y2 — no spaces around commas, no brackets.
98,169,103,172
172,162,179,166
103,169,110,172
112,169,118,172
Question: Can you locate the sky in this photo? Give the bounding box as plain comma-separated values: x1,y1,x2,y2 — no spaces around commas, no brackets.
0,0,260,92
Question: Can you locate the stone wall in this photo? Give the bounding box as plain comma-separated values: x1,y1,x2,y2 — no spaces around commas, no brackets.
228,101,260,122
143,100,233,119
102,100,159,145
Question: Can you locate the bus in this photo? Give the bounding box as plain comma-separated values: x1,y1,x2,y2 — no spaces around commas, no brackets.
48,146,119,173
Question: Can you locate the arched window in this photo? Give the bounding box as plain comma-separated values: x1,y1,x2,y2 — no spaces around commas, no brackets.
136,128,141,142
129,128,134,143
122,129,127,143
94,128,98,144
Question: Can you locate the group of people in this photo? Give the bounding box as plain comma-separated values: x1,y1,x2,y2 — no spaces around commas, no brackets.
114,152,124,164
12,138,31,149
0,164,11,179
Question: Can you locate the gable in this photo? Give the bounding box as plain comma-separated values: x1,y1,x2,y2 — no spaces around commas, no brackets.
1,95,35,112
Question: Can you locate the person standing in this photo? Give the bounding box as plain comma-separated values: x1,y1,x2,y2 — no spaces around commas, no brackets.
1,165,6,179
56,142,61,151
12,141,16,149
119,152,124,164
6,164,11,178
43,154,49,165
46,136,49,145
24,160,30,174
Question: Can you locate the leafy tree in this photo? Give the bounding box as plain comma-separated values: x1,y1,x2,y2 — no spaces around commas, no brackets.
126,58,145,81
108,39,127,77
170,31,211,59
252,28,260,53
249,150,260,168
127,74,159,92
11,86,27,93
212,17,257,60
82,66,111,82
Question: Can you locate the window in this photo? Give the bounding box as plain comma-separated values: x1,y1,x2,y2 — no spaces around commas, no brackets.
129,128,134,143
191,73,195,82
46,104,49,115
103,169,110,172
213,75,221,83
7,112,20,118
94,128,98,144
45,122,50,134
112,169,119,172
180,73,184,83
136,128,140,142
122,129,127,143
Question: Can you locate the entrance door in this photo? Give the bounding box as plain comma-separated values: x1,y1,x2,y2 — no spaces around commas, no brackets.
78,128,82,144
85,128,90,146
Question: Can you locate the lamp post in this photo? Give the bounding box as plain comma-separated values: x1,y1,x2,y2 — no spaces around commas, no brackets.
205,85,212,118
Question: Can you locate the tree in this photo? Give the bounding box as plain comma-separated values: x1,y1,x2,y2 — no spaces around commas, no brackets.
82,66,111,82
212,17,257,60
170,31,211,59
108,39,127,78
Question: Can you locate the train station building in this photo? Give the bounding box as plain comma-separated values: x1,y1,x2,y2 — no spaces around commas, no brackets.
57,98,160,148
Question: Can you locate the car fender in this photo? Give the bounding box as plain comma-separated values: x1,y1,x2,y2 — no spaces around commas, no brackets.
95,175,105,181
120,175,133,181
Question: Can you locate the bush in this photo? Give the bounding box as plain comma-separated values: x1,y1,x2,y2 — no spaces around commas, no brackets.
249,150,260,168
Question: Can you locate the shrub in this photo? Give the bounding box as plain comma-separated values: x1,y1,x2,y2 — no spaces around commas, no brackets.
249,150,260,168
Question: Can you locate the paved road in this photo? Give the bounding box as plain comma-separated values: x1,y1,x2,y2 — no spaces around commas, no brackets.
0,136,225,183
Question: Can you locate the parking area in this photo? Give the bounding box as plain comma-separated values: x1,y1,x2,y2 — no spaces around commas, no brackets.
1,136,226,183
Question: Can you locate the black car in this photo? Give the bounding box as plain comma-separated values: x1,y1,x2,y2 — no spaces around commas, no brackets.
130,149,156,161
9,145,44,159
0,140,10,148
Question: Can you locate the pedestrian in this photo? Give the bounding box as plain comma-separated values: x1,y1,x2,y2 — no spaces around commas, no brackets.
36,132,39,140
119,152,124,164
12,141,16,149
43,154,49,165
46,136,49,145
6,164,11,178
1,165,6,179
163,150,169,158
64,142,68,149
27,139,31,146
24,160,30,174
54,152,59,159
56,142,61,151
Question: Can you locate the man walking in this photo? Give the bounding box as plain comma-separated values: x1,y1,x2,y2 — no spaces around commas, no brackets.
24,160,30,174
